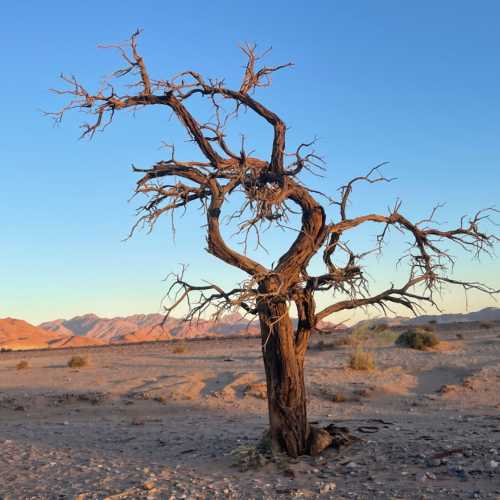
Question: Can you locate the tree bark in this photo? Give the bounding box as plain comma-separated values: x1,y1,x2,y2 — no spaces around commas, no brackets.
258,297,310,457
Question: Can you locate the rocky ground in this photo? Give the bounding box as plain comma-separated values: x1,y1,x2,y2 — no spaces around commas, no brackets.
0,323,499,499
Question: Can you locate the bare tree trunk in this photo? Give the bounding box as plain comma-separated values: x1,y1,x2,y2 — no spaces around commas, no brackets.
259,299,310,457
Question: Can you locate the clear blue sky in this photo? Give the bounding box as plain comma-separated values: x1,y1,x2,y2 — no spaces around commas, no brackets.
1,0,498,324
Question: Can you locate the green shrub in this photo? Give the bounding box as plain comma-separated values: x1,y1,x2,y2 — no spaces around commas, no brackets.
67,355,88,368
396,328,439,350
16,360,30,370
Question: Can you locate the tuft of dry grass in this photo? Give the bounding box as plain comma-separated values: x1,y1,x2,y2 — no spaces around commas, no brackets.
67,355,88,368
172,343,188,354
230,444,269,471
331,392,348,403
16,360,30,370
244,382,267,400
349,346,376,371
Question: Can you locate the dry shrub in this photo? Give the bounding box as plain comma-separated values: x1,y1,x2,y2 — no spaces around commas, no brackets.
67,355,88,368
16,360,30,370
419,324,436,333
349,322,398,347
479,321,492,330
230,444,269,471
313,338,348,351
332,336,355,348
369,323,389,334
172,342,188,354
349,346,375,371
396,328,439,350
244,382,267,400
331,392,348,403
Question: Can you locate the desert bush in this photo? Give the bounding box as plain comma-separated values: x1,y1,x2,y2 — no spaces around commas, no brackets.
479,321,492,330
332,336,355,348
172,343,188,354
456,333,464,340
429,319,437,325
1,347,13,353
331,392,348,403
67,355,88,368
230,444,269,471
349,346,375,370
16,360,30,370
396,328,439,350
312,338,345,351
369,323,388,334
244,382,267,400
420,324,435,333
349,322,398,347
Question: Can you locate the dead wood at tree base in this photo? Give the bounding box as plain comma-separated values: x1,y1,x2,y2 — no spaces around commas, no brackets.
308,424,359,456
259,423,358,458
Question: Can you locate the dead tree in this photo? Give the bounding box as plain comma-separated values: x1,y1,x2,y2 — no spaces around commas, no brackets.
49,31,498,457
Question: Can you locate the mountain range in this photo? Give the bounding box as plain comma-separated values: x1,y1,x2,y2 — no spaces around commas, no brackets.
354,307,500,328
0,312,261,351
1,307,498,351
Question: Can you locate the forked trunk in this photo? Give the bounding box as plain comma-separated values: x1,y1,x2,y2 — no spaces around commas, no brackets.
259,300,310,457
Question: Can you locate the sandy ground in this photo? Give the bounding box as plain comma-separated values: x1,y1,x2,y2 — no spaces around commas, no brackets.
0,324,499,499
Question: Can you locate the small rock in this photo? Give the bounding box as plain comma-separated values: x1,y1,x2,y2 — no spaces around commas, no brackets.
319,482,336,494
490,460,499,469
143,480,156,491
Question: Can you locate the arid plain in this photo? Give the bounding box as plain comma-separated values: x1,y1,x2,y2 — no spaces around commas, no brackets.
1,320,500,499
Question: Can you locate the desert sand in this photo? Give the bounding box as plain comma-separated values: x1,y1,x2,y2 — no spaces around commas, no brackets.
0,322,499,499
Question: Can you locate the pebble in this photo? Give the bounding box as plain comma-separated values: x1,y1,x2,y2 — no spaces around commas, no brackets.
319,482,336,494
143,480,156,490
